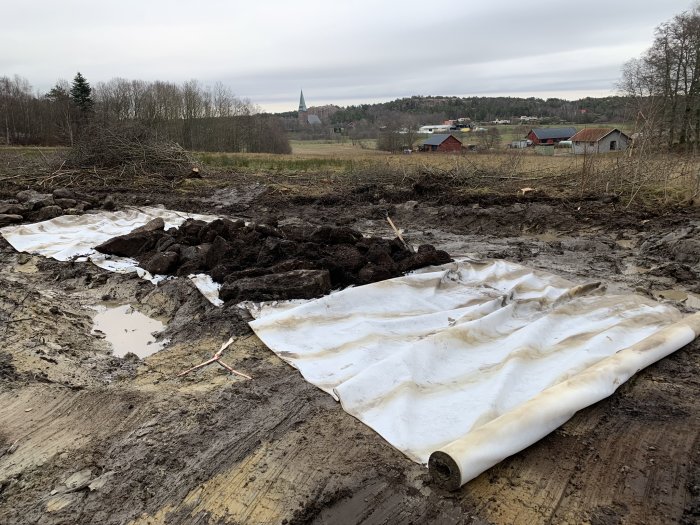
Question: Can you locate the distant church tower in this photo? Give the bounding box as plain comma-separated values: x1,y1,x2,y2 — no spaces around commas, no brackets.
298,90,308,126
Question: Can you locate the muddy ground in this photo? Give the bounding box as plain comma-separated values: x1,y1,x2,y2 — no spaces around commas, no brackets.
0,172,699,525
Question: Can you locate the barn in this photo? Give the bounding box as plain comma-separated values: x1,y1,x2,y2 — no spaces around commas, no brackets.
419,134,462,153
527,127,577,145
570,128,631,154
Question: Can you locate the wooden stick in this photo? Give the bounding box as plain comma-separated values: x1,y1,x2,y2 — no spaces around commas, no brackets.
386,215,414,252
177,336,252,380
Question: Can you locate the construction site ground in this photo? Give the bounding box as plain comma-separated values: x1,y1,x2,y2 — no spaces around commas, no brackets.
0,164,699,525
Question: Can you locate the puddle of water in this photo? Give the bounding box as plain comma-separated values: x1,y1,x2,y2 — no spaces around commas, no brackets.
652,289,700,309
654,289,688,302
91,304,167,358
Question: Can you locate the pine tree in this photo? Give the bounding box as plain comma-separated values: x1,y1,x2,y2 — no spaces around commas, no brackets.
70,72,93,114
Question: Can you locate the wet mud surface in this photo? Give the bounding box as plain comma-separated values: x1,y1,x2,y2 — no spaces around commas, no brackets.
0,177,699,525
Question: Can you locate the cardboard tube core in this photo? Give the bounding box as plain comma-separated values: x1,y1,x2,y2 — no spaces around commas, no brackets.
428,451,462,491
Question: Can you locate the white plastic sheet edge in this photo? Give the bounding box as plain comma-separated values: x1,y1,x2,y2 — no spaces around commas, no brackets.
0,206,223,305
428,312,700,489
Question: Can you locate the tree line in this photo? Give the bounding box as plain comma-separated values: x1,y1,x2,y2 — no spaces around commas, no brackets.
328,95,631,128
0,73,291,153
621,4,700,152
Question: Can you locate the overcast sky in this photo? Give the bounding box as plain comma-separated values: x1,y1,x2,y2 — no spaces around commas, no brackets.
2,1,695,112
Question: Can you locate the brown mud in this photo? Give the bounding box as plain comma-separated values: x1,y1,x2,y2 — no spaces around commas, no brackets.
0,174,699,525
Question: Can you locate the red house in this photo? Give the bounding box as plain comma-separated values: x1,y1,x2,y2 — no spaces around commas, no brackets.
527,127,577,145
419,134,462,153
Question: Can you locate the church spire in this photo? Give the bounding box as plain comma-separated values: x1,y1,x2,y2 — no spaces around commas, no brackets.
299,90,307,112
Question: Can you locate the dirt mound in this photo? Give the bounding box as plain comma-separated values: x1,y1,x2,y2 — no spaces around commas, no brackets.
95,218,451,302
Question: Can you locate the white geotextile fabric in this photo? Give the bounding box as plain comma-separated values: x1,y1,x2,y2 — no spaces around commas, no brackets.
249,259,700,487
0,207,223,305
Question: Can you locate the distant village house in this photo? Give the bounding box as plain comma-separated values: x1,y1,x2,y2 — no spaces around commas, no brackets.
419,134,462,153
419,124,456,134
527,127,577,145
570,128,630,154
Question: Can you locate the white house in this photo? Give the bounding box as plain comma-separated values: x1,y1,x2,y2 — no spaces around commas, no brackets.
570,128,631,154
418,124,456,134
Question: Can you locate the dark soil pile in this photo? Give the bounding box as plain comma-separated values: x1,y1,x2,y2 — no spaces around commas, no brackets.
95,217,451,302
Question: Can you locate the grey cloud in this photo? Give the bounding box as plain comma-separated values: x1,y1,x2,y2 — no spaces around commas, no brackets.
0,0,693,110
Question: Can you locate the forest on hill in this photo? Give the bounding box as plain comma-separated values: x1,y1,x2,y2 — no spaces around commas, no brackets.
326,95,630,125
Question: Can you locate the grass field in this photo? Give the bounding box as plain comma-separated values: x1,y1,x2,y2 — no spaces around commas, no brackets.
191,142,698,207
4,123,695,208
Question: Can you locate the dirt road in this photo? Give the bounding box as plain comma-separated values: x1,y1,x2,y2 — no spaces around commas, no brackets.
0,176,698,524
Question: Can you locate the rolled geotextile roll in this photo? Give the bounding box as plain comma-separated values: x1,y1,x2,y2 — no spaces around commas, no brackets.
429,312,700,491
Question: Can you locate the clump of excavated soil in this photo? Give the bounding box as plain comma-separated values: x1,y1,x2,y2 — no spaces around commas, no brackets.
94,217,452,302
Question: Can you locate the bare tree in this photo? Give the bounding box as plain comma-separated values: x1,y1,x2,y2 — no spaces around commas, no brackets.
620,5,700,153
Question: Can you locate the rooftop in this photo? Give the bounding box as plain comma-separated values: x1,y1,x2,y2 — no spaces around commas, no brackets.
530,127,577,140
570,128,629,142
422,133,461,146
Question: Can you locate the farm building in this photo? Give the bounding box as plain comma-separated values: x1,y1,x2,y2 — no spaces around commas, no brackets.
570,128,631,154
418,124,456,134
527,127,577,145
419,134,462,153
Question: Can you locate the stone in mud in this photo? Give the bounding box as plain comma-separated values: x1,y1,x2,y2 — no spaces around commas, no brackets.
220,269,331,302
53,187,99,204
34,205,63,221
95,230,164,258
132,217,165,234
54,198,78,209
52,187,75,200
53,188,75,199
16,190,54,210
102,195,116,211
0,202,26,216
0,214,23,226
140,251,179,275
64,468,94,492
